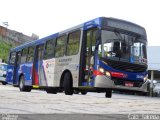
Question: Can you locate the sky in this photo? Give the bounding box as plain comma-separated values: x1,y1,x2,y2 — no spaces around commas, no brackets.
0,0,159,46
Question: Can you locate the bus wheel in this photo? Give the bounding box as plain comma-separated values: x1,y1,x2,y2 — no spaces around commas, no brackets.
81,91,87,95
105,89,112,98
63,72,73,95
74,90,80,94
2,82,7,85
19,76,31,92
46,88,57,94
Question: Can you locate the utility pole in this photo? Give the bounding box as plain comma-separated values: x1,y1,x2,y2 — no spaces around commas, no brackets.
150,70,154,97
3,22,9,41
1,22,9,62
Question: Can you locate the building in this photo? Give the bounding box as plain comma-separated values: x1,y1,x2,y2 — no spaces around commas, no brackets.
0,25,38,45
148,46,160,81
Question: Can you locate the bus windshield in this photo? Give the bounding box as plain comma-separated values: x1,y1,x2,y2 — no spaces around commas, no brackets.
100,30,147,64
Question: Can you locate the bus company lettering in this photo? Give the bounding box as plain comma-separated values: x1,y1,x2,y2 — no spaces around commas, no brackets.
136,75,144,79
59,58,72,63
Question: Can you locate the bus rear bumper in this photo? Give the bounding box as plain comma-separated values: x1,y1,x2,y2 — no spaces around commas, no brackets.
94,75,149,92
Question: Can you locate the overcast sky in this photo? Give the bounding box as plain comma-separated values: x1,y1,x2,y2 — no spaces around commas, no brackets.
0,0,159,46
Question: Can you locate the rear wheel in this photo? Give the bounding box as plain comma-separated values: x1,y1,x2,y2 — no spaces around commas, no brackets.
105,89,112,98
81,91,87,95
63,72,73,95
2,82,7,85
19,76,32,92
74,90,80,94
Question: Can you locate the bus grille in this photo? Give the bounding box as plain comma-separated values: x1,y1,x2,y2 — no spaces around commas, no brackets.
113,78,144,87
107,60,147,72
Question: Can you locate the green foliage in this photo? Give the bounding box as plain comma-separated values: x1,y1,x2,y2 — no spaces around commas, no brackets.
0,37,13,62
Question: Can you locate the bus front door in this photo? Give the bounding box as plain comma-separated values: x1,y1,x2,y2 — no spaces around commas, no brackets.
81,29,96,86
6,51,21,85
13,51,21,85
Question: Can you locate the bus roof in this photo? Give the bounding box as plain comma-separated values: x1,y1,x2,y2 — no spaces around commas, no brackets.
10,17,146,52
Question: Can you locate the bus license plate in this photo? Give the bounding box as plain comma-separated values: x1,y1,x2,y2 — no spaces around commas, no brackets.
125,82,134,87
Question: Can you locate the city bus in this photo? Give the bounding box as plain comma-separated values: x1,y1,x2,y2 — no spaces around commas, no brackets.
6,17,149,98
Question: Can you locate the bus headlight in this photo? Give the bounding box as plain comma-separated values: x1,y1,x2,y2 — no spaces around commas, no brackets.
98,67,111,77
143,75,148,82
99,67,105,73
105,71,111,77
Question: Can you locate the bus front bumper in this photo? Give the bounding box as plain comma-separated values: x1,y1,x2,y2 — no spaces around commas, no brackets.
94,75,149,92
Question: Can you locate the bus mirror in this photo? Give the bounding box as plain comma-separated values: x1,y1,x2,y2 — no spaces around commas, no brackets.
95,30,101,40
95,30,101,50
90,56,94,65
142,45,147,58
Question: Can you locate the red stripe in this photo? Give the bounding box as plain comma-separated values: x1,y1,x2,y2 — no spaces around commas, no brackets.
32,65,39,85
93,70,104,75
110,72,127,78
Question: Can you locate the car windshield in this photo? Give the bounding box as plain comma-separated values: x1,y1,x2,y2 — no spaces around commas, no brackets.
99,30,147,64
0,64,7,71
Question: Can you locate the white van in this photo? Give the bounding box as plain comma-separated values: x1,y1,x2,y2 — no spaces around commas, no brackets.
0,63,8,85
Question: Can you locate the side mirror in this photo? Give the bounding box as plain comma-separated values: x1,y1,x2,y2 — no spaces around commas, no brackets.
142,45,147,58
95,30,101,50
95,30,101,40
90,56,94,65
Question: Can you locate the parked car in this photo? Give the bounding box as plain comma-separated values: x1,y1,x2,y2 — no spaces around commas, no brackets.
0,63,8,85
153,83,160,97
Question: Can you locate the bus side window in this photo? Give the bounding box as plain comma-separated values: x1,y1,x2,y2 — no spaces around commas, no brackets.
26,47,35,62
66,30,81,56
55,35,67,57
21,48,28,64
9,52,16,65
17,51,22,65
44,39,55,59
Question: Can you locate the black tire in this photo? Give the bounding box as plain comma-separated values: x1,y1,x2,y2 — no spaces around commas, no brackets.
74,90,80,94
46,88,57,94
19,76,32,92
63,72,73,95
81,91,87,95
2,82,7,85
105,89,112,98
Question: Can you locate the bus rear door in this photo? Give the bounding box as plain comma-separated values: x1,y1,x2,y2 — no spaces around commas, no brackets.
32,44,46,86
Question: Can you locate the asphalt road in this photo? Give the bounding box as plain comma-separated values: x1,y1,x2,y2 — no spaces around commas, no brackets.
0,84,160,120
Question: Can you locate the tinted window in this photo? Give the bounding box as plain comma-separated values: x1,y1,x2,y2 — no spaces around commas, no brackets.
10,52,16,64
55,35,67,57
17,51,21,65
66,30,81,56
44,39,55,59
21,48,28,63
26,47,35,62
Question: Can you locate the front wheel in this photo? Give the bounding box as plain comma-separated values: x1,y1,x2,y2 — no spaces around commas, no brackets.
63,72,73,95
105,89,112,98
81,91,87,95
19,76,31,92
74,90,80,94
